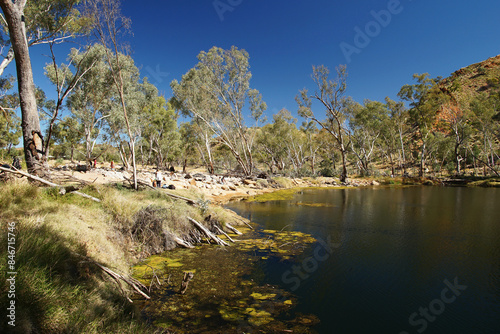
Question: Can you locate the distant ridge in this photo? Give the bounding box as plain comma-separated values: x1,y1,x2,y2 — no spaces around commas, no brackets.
438,54,500,108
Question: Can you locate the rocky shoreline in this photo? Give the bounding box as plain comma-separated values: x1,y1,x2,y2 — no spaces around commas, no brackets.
56,165,383,203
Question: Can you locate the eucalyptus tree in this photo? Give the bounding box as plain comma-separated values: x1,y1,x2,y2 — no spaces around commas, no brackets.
256,109,297,174
383,97,409,175
178,122,202,173
44,44,104,160
398,74,446,177
0,0,90,75
435,102,472,174
296,65,351,182
50,116,82,162
470,93,500,176
348,99,387,176
279,112,307,175
106,58,157,173
60,44,114,163
86,0,141,188
171,46,267,176
300,120,319,175
0,0,91,173
141,97,179,168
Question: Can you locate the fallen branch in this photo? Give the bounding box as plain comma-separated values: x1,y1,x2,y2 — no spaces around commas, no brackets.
162,191,197,205
174,236,195,249
73,253,150,300
131,177,155,189
238,218,253,230
225,223,242,235
98,263,150,299
179,272,194,295
215,225,235,243
144,264,162,294
225,209,254,229
0,166,101,202
187,217,229,246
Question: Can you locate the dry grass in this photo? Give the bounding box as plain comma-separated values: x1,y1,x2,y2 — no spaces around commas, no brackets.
0,180,221,333
0,216,152,333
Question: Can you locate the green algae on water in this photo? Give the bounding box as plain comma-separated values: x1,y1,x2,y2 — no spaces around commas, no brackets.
133,227,319,333
246,187,302,202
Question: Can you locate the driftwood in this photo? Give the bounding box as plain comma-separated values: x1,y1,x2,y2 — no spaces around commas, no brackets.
95,263,151,300
179,272,194,294
238,218,254,230
144,264,162,294
215,225,235,243
74,253,150,300
225,222,242,235
163,191,197,205
174,236,195,249
187,217,229,246
0,166,101,202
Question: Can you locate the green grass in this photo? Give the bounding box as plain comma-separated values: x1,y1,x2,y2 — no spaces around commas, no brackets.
0,180,225,333
0,221,152,333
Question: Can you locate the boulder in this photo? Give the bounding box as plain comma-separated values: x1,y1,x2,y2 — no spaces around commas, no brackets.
193,173,205,180
243,179,256,186
75,164,88,172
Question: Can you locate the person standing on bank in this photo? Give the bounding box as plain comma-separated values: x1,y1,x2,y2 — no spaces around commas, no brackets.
155,169,162,188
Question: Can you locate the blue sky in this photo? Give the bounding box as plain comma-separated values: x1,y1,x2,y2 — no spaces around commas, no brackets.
13,0,500,121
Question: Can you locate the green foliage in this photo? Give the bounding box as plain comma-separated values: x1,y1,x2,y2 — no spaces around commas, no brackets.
172,46,267,175
318,159,335,177
140,97,180,166
0,76,21,151
50,116,82,160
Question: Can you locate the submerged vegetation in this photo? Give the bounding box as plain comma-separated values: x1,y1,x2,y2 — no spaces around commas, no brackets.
133,227,319,333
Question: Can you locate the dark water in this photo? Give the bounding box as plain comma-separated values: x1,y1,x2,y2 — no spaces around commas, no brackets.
226,186,500,334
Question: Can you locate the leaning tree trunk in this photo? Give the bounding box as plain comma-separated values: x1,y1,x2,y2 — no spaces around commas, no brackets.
0,0,44,174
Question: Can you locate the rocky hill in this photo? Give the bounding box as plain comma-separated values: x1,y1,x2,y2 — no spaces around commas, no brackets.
439,54,500,109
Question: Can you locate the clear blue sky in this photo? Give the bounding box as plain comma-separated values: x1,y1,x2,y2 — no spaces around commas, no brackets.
19,0,500,120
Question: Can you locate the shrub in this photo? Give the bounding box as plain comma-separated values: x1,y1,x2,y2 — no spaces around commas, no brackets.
319,167,335,177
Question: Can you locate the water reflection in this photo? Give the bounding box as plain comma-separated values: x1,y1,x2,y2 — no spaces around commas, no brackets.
227,186,500,334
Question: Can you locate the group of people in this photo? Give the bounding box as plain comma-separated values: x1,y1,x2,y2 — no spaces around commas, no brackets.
89,159,114,169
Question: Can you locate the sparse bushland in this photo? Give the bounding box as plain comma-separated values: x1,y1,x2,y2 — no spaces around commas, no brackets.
0,180,244,333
